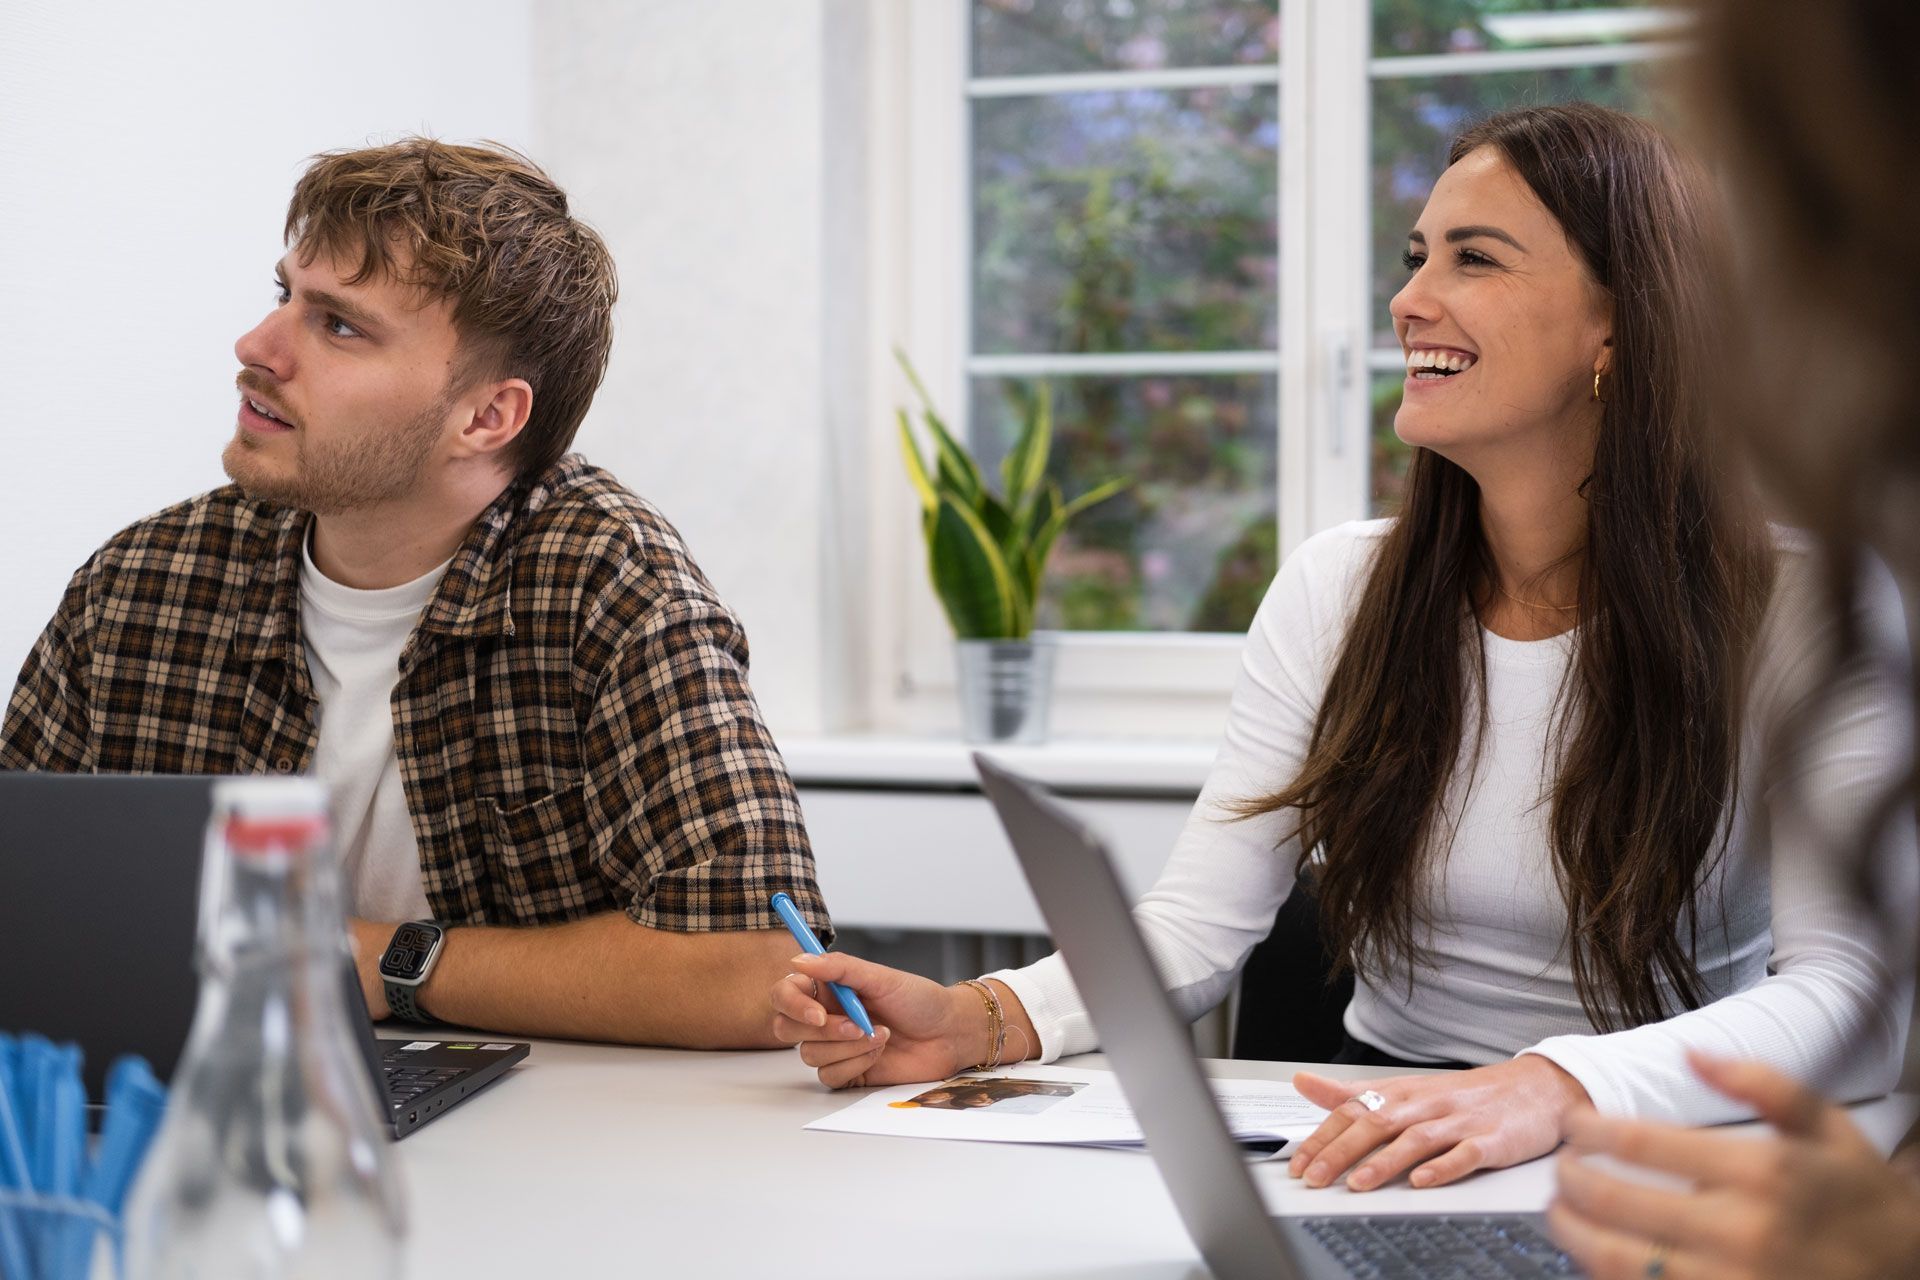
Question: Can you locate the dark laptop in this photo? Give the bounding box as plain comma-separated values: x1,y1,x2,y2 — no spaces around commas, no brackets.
974,755,1582,1280
0,772,526,1139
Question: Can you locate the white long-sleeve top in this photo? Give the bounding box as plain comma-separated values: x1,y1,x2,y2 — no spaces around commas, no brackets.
991,520,1918,1125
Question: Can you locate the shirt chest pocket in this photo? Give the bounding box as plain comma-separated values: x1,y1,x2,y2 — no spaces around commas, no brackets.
479,782,603,923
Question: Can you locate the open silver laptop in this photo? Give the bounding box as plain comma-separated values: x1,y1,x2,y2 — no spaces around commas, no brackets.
973,754,1582,1280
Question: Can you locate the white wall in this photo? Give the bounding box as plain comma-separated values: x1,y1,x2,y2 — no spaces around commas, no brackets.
0,0,840,739
0,0,533,685
533,0,833,736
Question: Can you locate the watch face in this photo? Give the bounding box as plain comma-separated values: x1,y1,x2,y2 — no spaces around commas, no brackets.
379,923,439,980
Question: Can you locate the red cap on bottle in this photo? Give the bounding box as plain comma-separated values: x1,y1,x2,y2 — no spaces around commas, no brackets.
223,814,329,856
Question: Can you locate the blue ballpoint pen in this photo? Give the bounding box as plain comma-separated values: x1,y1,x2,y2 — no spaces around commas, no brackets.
770,892,875,1038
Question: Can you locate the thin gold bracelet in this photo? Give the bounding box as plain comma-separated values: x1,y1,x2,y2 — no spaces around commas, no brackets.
959,979,1004,1071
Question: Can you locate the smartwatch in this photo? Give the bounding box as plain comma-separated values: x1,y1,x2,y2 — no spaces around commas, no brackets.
378,920,446,1023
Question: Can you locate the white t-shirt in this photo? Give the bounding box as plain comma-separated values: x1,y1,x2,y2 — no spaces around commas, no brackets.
992,520,1918,1125
299,538,451,922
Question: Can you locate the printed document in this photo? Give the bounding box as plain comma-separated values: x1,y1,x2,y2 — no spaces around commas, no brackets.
804,1065,1329,1152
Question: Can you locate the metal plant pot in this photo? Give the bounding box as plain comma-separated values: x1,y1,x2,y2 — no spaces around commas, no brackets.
954,638,1056,744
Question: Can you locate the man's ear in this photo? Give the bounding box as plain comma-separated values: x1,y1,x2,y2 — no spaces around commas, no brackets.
455,378,534,460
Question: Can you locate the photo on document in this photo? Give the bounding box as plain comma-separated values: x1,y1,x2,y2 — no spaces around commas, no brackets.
892,1076,1089,1115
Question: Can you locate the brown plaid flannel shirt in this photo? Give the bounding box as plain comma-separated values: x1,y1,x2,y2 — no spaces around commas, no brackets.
2,454,831,937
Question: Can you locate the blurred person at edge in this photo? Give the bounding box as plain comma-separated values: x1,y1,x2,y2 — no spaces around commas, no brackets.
773,102,1917,1198
1546,5,1920,1279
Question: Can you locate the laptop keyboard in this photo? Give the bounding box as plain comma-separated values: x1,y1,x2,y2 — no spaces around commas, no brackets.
381,1056,471,1113
1300,1215,1582,1278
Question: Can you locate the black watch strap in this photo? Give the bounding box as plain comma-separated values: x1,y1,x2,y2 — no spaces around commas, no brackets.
384,979,429,1023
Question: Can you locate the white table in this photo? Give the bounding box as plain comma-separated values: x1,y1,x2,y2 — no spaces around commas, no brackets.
397,1036,1920,1279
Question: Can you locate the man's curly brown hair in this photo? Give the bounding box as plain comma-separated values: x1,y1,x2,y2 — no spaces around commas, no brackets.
285,137,617,480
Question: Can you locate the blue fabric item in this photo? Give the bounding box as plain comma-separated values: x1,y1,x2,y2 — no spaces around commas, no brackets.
0,1031,166,1279
44,1042,85,1198
20,1036,58,1196
0,1040,25,1186
84,1056,167,1216
41,1044,91,1280
0,1034,40,1279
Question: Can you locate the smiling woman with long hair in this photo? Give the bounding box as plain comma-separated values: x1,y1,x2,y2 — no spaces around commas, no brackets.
770,102,1917,1193
1249,104,1775,1043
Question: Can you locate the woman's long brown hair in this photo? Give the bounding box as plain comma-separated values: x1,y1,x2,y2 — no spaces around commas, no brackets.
1243,104,1775,1033
1690,1,1920,899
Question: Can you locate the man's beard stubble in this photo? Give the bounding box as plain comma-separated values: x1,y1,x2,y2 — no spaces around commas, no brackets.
224,374,449,516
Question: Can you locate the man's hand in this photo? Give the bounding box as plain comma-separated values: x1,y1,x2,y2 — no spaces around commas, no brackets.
348,917,393,1021
1287,1055,1592,1191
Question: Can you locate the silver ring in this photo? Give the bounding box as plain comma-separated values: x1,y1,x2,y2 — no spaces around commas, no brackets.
1644,1243,1669,1278
1355,1089,1387,1113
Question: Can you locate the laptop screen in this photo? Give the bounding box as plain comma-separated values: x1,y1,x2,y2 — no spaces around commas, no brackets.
0,772,386,1100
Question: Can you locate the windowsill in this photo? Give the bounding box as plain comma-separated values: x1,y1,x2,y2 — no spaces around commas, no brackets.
780,733,1216,797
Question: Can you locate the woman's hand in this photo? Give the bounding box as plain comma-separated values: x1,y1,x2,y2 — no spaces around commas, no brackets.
1547,1053,1920,1280
1287,1055,1592,1191
769,951,985,1089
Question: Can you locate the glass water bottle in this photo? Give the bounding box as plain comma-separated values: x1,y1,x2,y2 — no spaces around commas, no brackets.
123,777,405,1279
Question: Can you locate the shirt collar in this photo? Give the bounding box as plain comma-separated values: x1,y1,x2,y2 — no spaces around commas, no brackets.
416,479,522,640
233,455,591,658
419,455,593,638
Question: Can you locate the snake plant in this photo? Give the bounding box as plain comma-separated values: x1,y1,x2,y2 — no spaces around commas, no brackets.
897,352,1129,640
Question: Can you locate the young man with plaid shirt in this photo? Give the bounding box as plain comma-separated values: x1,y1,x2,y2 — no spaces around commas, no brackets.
0,140,830,1049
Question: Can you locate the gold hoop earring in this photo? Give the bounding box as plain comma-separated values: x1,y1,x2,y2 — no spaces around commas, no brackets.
1592,370,1607,403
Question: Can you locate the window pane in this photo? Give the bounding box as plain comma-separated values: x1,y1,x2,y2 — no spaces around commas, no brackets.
1369,60,1669,349
973,0,1280,78
1370,372,1412,518
1372,2,1688,58
969,374,1277,633
973,86,1278,355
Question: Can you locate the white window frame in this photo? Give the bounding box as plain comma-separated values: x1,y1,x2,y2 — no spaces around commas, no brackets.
856,1,1680,738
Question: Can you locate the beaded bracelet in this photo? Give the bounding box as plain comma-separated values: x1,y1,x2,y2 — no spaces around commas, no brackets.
959,979,1005,1071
